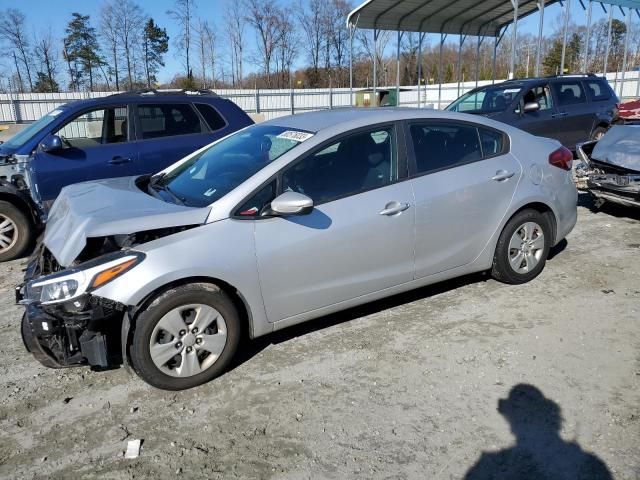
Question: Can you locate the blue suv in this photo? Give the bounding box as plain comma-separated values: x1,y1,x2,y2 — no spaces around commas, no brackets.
0,90,253,261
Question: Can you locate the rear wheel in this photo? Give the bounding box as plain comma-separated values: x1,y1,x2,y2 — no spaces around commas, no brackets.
130,283,240,390
491,209,552,284
0,201,32,262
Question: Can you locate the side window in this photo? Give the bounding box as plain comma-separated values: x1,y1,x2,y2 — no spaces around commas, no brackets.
194,103,226,131
479,128,505,157
585,81,611,102
552,81,586,106
522,86,553,111
236,181,277,217
56,106,128,148
281,126,397,205
410,123,481,175
137,103,203,139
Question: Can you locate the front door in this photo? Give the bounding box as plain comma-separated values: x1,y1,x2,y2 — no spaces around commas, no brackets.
252,125,416,322
406,120,521,278
516,84,565,143
33,105,139,202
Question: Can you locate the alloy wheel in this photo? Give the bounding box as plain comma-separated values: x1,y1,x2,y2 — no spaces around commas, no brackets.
0,215,18,253
149,303,227,378
508,221,545,274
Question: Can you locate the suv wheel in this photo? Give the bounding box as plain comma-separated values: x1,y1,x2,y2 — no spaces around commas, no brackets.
130,283,241,390
0,201,32,262
491,209,552,284
591,126,607,141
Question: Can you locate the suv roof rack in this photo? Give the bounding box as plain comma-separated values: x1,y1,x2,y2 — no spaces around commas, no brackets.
110,88,219,97
544,73,598,78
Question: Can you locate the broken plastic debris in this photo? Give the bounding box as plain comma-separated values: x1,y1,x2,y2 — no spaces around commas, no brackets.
124,439,141,459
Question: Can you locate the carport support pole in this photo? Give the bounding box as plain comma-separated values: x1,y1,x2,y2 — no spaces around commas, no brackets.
438,33,445,109
396,31,402,107
492,35,498,84
509,0,519,79
417,33,425,107
373,29,378,100
456,35,467,97
619,8,631,98
583,0,593,72
535,1,545,77
349,25,354,106
560,0,571,75
604,6,613,75
475,35,483,89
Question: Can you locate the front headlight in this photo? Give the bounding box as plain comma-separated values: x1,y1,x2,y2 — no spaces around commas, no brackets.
26,252,144,305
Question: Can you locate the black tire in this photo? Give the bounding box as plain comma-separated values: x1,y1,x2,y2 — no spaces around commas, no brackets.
129,283,241,390
491,209,552,285
590,126,607,141
0,200,32,262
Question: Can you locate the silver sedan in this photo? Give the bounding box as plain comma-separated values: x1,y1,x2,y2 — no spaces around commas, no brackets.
19,108,577,390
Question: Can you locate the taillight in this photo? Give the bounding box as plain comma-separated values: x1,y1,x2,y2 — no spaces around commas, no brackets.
549,146,573,171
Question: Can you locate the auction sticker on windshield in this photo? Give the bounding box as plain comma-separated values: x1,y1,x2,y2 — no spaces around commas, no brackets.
277,131,314,142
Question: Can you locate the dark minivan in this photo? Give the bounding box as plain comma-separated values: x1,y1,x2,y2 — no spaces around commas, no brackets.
0,89,253,261
446,74,619,150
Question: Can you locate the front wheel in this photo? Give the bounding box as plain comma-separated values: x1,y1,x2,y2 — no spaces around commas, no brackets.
129,283,241,390
0,201,32,262
491,209,552,284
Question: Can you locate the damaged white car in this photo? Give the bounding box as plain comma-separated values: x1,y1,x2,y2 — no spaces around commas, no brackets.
17,109,577,390
576,125,640,209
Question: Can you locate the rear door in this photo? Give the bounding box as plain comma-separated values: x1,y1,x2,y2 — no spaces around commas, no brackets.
33,105,138,202
407,120,521,278
550,80,594,148
133,102,219,174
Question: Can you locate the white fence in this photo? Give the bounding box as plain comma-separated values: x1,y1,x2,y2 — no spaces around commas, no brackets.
1,71,638,124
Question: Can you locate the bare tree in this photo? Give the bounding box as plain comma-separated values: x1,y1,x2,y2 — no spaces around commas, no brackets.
358,28,392,86
225,2,245,87
195,20,212,88
297,0,325,86
203,24,217,88
33,29,59,92
0,9,33,91
275,16,298,88
115,0,145,89
167,0,196,79
100,1,120,90
245,0,281,87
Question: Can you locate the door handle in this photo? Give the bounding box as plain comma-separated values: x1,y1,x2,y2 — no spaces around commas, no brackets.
551,112,569,118
109,156,132,165
492,170,515,182
379,202,410,216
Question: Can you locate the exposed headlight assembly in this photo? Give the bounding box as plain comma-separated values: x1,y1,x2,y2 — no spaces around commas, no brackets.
25,252,145,305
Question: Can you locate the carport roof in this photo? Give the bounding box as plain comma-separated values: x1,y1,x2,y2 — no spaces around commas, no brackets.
346,0,640,37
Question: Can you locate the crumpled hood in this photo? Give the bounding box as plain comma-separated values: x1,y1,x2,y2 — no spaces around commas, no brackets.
44,176,211,267
591,125,640,172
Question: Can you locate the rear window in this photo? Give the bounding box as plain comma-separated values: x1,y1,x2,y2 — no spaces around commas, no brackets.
137,103,203,139
585,81,611,102
552,81,586,106
194,103,226,131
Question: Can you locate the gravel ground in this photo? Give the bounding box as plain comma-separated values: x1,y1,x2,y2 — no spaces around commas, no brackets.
0,194,638,480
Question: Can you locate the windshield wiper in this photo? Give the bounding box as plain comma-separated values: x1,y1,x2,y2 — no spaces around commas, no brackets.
148,175,187,206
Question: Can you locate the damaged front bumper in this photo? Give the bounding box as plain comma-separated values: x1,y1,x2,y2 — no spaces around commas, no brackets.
17,247,129,369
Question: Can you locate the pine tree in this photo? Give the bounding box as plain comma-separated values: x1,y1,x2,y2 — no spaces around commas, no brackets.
143,18,169,88
64,13,102,91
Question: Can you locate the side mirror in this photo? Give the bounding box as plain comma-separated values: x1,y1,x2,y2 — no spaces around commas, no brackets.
40,134,62,152
523,101,540,113
270,191,313,216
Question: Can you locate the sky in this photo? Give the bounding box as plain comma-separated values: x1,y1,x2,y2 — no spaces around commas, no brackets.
0,0,622,84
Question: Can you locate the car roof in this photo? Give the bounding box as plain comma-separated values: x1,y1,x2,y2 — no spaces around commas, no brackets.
261,108,512,134
62,91,222,110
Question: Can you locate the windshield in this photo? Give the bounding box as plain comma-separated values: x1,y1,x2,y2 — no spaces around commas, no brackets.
2,107,66,150
156,124,313,207
447,86,522,113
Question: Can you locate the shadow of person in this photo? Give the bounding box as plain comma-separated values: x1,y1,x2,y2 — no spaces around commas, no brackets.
464,384,612,480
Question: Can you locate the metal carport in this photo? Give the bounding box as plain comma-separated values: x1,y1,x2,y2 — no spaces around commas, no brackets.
346,0,640,108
